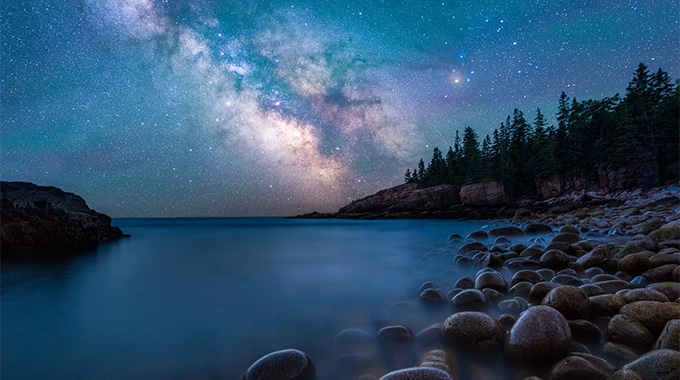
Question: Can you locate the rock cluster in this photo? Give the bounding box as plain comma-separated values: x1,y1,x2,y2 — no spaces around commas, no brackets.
1,181,126,258
245,192,680,379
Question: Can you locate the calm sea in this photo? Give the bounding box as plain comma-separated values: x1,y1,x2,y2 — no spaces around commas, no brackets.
2,217,524,379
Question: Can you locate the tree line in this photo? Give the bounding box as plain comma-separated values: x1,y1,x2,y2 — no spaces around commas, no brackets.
404,63,679,196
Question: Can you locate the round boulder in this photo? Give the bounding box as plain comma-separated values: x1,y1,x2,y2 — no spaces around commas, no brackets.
540,249,570,270
654,319,680,351
442,311,505,354
475,271,508,293
505,305,571,365
450,289,488,311
542,285,591,320
511,269,543,287
606,314,655,351
466,230,489,240
243,349,316,380
623,349,680,380
619,301,680,336
551,233,581,245
548,355,610,380
617,254,651,276
379,367,453,380
489,226,526,237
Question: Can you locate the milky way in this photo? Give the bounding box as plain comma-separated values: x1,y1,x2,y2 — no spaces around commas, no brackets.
2,0,678,216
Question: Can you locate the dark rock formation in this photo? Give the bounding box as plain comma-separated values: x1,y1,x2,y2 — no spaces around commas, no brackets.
1,181,126,258
338,183,460,214
459,181,509,206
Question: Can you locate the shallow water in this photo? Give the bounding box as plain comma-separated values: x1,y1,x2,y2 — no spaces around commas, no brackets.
2,217,536,379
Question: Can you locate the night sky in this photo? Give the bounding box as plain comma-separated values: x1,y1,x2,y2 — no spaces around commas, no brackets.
2,0,678,217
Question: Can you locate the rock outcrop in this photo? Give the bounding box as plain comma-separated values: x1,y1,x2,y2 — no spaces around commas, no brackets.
459,181,509,206
1,181,126,257
338,183,460,213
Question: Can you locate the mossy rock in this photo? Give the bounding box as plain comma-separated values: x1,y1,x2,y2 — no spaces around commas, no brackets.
648,220,680,243
634,220,665,235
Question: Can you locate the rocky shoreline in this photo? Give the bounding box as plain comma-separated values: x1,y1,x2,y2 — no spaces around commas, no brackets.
1,181,127,259
245,188,680,379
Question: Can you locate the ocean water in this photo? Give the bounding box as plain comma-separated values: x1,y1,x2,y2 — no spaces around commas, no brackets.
1,217,528,379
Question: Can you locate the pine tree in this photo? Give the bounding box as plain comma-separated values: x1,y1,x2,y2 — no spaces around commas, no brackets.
404,169,413,183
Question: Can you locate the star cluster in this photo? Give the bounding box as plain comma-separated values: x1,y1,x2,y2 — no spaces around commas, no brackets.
2,0,678,216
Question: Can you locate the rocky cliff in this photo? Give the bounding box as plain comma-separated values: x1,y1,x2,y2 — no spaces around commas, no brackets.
338,183,460,213
1,181,126,258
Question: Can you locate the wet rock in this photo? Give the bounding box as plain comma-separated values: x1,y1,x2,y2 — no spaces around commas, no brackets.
609,368,644,380
593,280,633,293
498,313,516,331
525,222,553,234
536,268,556,281
454,277,475,290
617,253,651,276
475,271,508,293
570,352,615,373
520,246,546,260
551,274,583,286
415,323,445,349
619,301,680,335
478,252,503,268
606,314,655,351
647,282,680,303
489,226,526,237
640,264,677,283
450,289,488,311
675,266,680,282
378,326,414,345
579,284,605,297
379,367,453,380
505,306,571,365
528,282,561,305
418,281,438,293
243,349,316,380
547,355,610,380
649,253,680,267
334,328,374,355
511,270,544,286
654,319,680,351
498,299,523,315
551,233,581,245
419,349,456,377
618,288,670,303
467,230,489,241
558,225,580,235
576,245,612,268
494,236,511,245
420,288,447,304
509,281,533,300
511,243,528,254
458,242,488,254
482,288,507,304
589,294,626,319
623,349,680,380
568,319,601,346
601,342,638,366
448,233,464,241
584,267,604,278
442,311,505,354
540,249,570,270
630,276,648,288
633,219,665,235
657,240,680,250
624,234,657,252
542,285,591,320
591,274,620,282
648,220,680,243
